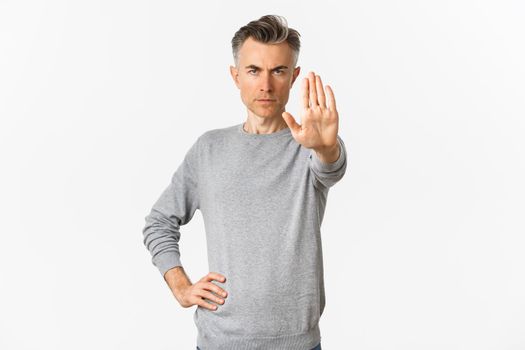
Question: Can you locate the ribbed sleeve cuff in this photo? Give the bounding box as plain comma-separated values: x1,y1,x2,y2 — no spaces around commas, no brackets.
152,252,182,278
309,137,346,172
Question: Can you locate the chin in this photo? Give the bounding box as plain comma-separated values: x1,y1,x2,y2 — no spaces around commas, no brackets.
258,111,273,117
251,108,273,118
247,104,281,119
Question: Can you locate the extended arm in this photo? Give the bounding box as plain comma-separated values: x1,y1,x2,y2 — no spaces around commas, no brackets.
309,135,347,189
282,71,348,189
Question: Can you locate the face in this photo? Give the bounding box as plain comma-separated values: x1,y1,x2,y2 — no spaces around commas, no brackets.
229,37,301,120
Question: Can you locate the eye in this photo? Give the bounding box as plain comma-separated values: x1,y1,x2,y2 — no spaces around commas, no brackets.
248,69,257,74
274,69,283,74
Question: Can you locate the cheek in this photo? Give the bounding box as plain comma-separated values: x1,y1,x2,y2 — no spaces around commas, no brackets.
239,82,255,97
239,88,255,106
277,87,290,100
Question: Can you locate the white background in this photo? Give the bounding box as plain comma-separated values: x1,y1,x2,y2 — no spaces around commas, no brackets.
1,0,524,349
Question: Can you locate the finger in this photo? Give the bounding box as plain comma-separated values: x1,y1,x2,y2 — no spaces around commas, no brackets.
308,71,318,107
326,85,337,111
315,75,326,108
197,290,225,305
201,272,226,283
195,297,218,311
302,78,309,109
282,111,301,134
205,282,228,298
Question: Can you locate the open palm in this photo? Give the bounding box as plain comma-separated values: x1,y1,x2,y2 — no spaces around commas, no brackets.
282,71,339,150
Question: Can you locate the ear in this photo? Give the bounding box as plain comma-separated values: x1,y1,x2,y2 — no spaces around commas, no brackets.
229,65,240,89
291,66,301,87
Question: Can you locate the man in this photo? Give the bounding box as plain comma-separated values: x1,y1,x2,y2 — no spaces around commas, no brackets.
142,14,347,350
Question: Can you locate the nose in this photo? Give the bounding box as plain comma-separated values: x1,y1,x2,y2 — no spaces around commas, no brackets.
259,72,273,93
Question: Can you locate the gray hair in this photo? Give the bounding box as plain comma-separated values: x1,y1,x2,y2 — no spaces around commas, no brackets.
231,15,301,68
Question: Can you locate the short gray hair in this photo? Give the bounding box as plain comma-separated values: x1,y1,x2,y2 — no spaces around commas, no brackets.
231,15,301,68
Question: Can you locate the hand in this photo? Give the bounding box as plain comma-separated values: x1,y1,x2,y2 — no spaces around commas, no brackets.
177,272,228,311
282,71,339,152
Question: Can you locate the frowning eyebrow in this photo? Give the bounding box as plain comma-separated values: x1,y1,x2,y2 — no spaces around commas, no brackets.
244,65,289,71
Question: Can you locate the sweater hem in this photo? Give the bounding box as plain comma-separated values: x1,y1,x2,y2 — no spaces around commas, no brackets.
196,323,321,350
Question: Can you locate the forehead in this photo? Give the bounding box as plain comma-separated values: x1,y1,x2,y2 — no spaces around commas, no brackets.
237,37,293,67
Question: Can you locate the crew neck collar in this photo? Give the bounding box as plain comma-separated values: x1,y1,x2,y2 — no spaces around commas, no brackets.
236,122,291,138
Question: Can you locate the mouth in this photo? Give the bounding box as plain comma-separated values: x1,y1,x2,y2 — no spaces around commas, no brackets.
257,99,276,103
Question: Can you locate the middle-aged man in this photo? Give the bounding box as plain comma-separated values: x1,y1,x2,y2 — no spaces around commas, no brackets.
142,14,348,350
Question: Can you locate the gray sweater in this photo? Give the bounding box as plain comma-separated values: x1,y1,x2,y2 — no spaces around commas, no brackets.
142,122,348,349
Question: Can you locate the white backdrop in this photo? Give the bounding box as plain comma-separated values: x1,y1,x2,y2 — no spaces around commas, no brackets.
1,1,524,349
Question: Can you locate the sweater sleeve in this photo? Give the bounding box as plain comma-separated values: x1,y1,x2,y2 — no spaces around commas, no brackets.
142,136,201,278
308,135,348,190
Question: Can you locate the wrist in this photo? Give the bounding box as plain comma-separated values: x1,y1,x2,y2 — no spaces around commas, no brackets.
313,142,340,164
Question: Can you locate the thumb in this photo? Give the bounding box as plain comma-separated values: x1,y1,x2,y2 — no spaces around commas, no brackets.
282,111,301,135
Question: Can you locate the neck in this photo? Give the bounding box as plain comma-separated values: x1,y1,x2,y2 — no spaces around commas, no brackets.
243,114,289,135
